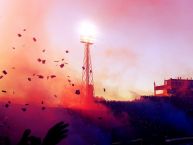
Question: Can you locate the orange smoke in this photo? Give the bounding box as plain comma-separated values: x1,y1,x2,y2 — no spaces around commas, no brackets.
0,0,85,108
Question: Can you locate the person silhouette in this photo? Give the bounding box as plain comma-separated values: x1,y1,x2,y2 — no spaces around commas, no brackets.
42,121,69,145
17,121,69,145
17,129,41,145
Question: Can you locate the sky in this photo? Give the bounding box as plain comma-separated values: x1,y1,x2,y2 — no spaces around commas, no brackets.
0,0,193,100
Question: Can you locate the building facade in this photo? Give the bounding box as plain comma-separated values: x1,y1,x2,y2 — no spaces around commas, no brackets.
154,78,193,96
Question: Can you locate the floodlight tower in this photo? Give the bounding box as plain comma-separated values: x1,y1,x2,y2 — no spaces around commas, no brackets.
79,21,97,100
81,35,94,100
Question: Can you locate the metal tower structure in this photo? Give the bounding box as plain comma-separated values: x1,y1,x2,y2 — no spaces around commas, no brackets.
81,38,94,99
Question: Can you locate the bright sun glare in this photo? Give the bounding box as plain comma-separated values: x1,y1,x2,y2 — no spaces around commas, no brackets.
79,21,97,43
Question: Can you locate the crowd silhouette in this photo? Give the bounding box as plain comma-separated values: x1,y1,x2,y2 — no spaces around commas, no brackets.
0,121,69,145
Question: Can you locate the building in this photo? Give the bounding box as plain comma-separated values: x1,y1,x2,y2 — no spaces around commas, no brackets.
154,78,193,96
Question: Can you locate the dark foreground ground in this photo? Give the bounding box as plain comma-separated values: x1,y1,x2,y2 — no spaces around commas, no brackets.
105,96,193,145
1,96,193,145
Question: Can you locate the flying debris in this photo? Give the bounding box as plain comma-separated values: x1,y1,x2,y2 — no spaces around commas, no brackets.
23,29,26,31
41,101,44,104
61,59,64,61
42,49,45,52
0,76,3,79
60,64,64,68
2,90,7,93
54,95,57,98
103,88,106,92
5,104,9,108
21,108,27,112
65,50,69,53
28,77,31,81
54,60,59,63
37,75,44,79
50,75,56,78
82,66,85,70
72,84,75,87
75,90,80,95
12,47,15,50
37,58,41,62
42,106,46,110
33,37,37,42
42,60,46,64
17,34,22,37
2,70,7,75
